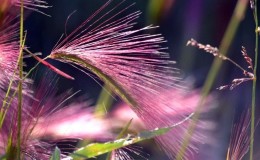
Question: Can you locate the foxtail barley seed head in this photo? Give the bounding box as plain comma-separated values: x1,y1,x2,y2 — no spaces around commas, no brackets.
50,1,212,158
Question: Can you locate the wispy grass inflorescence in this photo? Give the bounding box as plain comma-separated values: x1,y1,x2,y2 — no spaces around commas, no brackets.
187,38,254,90
48,1,214,159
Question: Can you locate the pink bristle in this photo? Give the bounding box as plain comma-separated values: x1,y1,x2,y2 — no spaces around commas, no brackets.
50,1,211,159
227,110,251,160
11,0,49,12
0,72,83,159
0,19,20,91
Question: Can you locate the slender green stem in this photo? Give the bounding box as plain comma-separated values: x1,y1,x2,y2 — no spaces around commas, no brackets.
50,53,137,108
17,0,24,158
176,0,249,159
105,119,133,160
250,0,258,159
0,56,40,130
95,84,114,117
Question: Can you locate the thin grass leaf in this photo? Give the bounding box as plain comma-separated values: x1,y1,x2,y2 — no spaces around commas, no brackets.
176,0,249,159
17,1,25,157
116,119,133,139
71,113,193,159
95,84,114,117
72,127,169,159
106,118,133,160
50,147,61,160
0,18,32,130
0,72,79,159
250,0,258,159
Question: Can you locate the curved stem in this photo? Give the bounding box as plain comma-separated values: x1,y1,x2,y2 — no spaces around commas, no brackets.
176,0,249,159
250,0,258,159
95,84,114,117
17,1,24,158
50,53,137,108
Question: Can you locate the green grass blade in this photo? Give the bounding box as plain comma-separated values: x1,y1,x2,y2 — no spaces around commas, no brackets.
176,0,249,159
50,147,61,160
71,113,192,159
95,84,114,117
17,0,24,158
71,126,170,159
105,119,133,160
250,0,258,159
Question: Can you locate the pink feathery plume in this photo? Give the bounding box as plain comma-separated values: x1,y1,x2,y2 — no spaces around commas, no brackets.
151,89,214,159
49,1,211,158
0,93,52,158
112,145,149,160
110,103,145,131
226,110,251,160
0,0,49,14
111,90,215,159
0,73,80,159
33,104,114,140
0,19,20,91
0,18,32,100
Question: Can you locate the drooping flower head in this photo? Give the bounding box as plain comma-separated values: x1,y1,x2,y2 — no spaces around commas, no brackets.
50,0,211,159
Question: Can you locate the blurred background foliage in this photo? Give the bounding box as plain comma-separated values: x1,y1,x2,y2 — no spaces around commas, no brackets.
21,0,259,159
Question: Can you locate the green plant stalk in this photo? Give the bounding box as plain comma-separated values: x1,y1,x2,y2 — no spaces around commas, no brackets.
0,51,24,123
0,59,40,130
49,53,137,108
250,0,258,159
176,0,249,159
146,0,164,25
17,0,24,158
0,74,17,127
105,119,133,160
0,38,34,118
95,84,114,117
